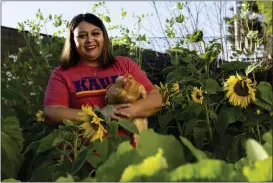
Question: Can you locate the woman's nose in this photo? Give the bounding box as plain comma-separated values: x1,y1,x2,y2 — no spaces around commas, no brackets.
86,35,94,43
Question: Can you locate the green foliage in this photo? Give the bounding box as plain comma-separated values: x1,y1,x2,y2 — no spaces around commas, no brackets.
1,117,24,179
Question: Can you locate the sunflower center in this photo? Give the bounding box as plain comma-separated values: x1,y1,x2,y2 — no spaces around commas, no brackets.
234,80,249,96
196,94,202,99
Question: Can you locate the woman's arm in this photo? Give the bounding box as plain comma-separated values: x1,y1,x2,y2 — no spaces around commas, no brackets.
115,89,162,119
44,104,133,125
44,105,82,125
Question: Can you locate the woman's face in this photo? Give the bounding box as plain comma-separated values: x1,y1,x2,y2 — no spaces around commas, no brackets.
73,21,104,64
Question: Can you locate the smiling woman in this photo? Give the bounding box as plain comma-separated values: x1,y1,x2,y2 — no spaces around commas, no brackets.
43,13,162,144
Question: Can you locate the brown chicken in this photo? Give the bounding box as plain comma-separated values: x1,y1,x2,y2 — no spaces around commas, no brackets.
105,73,148,145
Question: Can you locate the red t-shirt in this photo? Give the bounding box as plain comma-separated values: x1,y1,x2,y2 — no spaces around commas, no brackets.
44,56,155,109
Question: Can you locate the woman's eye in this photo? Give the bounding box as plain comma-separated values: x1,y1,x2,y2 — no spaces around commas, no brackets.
77,35,86,38
92,32,100,36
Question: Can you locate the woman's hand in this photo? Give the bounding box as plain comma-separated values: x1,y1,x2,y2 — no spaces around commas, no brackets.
109,103,132,120
114,104,139,120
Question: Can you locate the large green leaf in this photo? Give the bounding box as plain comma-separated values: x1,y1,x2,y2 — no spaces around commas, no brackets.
205,79,221,94
243,156,272,182
262,131,272,155
55,173,74,182
120,148,168,182
71,147,92,175
158,110,176,129
179,136,207,161
95,142,143,182
215,105,241,136
1,117,24,150
253,97,273,111
29,164,57,181
168,159,245,181
36,131,64,153
255,81,273,105
93,138,109,161
1,133,24,179
183,118,198,136
138,129,186,170
117,119,139,134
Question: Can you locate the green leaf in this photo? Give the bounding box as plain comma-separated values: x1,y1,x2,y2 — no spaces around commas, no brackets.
95,142,142,182
183,119,198,136
23,141,40,155
262,131,272,155
104,16,111,23
193,126,207,148
253,97,273,111
215,106,241,136
93,138,109,161
55,173,74,182
1,117,24,150
120,148,168,182
86,153,102,169
255,81,273,106
175,14,184,23
37,131,63,153
117,119,139,134
177,2,183,9
121,9,127,18
1,132,24,179
158,111,176,129
205,79,221,94
1,178,21,182
29,164,57,181
63,119,74,126
138,129,186,170
243,157,272,182
71,147,92,175
168,159,244,181
108,120,118,136
179,136,207,160
245,61,263,76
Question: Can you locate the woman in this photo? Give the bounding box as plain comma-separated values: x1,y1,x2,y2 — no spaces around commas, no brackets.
43,13,162,137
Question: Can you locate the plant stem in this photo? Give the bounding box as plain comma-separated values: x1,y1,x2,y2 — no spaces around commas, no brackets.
205,102,213,142
73,133,80,160
256,120,261,143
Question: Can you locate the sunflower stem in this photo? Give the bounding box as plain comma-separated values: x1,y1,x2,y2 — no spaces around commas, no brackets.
205,103,213,144
256,120,261,144
73,133,80,160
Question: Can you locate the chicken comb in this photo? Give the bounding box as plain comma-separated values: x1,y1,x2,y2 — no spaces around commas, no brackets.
124,73,132,78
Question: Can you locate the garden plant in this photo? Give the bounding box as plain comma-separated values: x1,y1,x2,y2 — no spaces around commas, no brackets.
1,1,272,182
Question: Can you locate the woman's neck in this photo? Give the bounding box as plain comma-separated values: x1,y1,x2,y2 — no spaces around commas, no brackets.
80,59,100,67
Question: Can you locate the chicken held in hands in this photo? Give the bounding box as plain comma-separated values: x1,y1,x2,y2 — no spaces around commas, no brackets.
105,73,148,145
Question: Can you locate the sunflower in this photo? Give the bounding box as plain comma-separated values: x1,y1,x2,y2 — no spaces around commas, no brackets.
191,87,204,104
155,82,171,106
77,105,106,142
36,110,44,122
224,73,256,108
171,81,180,94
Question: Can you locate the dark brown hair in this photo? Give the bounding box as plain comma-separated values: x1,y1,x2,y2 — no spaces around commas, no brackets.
60,13,116,69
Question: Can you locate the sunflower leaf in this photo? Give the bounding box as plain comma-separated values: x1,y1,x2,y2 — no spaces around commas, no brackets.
71,147,92,175
205,79,221,94
245,61,263,76
1,132,24,179
1,117,24,150
215,106,241,137
255,81,273,106
117,119,139,134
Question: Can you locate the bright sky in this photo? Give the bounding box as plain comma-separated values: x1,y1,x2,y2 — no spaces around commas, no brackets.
2,1,233,52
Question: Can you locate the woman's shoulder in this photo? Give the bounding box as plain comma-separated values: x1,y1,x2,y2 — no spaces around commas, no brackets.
114,56,136,66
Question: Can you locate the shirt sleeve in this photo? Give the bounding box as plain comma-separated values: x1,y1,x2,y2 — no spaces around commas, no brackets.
126,57,155,92
44,68,70,107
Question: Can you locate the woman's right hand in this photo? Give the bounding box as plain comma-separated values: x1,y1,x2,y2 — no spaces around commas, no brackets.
109,103,132,120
